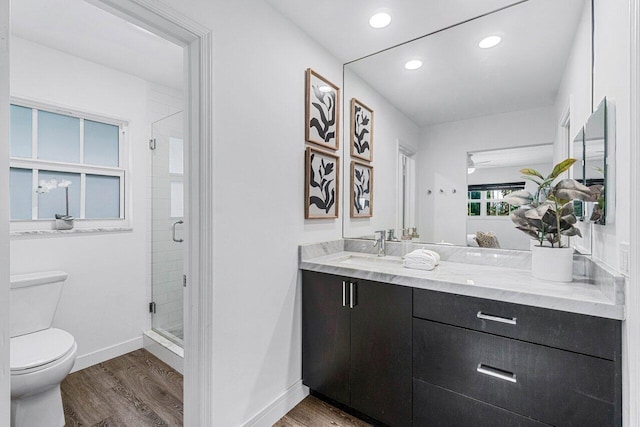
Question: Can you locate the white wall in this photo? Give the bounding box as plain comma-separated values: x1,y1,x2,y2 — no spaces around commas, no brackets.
418,106,557,246
151,0,346,424
9,37,151,371
0,0,10,423
342,68,420,239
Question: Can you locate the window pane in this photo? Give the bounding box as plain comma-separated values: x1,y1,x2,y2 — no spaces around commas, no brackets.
10,105,32,158
38,171,80,219
84,120,119,167
169,138,184,174
468,202,480,216
171,181,184,217
469,191,481,200
38,111,80,163
86,175,120,219
10,168,32,220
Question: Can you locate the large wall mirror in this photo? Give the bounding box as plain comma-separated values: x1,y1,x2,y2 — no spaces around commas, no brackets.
342,0,596,251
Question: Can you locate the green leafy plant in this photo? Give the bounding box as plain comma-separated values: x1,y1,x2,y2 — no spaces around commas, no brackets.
505,158,596,248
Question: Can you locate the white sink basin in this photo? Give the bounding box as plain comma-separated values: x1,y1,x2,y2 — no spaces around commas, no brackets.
336,254,404,269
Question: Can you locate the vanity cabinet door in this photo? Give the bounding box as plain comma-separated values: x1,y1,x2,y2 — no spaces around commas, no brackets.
302,271,351,406
350,279,412,427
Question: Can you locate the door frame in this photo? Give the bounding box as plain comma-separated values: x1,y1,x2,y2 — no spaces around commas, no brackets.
628,0,640,424
0,0,215,425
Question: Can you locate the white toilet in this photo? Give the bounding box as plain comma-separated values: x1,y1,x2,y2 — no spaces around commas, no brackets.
10,271,77,427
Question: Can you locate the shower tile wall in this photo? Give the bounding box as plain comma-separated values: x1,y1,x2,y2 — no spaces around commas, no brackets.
147,83,184,342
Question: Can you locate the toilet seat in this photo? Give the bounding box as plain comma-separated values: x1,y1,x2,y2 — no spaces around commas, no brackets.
11,328,76,374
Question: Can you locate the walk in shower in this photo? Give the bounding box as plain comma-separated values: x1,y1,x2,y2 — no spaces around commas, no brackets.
150,111,185,348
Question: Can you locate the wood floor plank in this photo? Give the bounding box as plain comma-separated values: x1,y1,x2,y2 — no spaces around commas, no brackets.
274,396,373,427
102,351,183,425
61,349,183,427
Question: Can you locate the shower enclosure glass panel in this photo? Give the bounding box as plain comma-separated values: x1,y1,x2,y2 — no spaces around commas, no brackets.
151,111,184,346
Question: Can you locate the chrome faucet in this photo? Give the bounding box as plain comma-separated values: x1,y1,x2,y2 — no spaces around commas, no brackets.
373,230,386,257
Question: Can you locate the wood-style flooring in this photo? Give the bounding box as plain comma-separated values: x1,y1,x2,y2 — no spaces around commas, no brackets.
61,349,183,426
61,349,367,427
275,395,372,427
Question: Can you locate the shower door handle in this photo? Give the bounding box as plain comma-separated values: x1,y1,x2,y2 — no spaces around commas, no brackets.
172,220,184,243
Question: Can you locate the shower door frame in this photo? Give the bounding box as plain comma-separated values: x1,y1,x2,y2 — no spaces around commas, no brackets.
86,1,214,425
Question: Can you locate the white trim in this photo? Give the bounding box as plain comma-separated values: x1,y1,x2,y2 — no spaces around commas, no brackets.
0,0,11,422
143,330,184,374
241,381,309,427
86,2,215,426
628,0,640,425
71,336,143,373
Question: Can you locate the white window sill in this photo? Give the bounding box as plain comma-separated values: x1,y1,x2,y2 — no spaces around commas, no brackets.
11,227,133,238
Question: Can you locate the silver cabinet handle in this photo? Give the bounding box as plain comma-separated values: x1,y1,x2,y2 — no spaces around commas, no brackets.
342,281,347,307
349,282,357,309
172,220,184,243
477,311,517,325
477,364,517,383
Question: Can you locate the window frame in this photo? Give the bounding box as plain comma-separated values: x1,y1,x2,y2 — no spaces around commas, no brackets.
10,97,130,232
467,182,525,219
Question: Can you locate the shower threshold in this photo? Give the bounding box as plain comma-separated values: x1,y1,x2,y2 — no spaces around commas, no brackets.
143,329,184,374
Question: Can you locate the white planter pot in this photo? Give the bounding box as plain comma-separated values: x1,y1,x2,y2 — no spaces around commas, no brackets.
55,218,74,230
531,246,574,282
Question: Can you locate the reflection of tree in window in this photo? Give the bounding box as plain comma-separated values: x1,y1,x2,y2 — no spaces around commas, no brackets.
467,183,524,217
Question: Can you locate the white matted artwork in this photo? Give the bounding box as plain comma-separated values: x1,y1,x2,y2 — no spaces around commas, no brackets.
351,161,373,218
305,146,340,219
305,68,340,151
350,98,374,162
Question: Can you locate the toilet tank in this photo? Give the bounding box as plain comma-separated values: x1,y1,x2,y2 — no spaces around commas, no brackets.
10,271,68,338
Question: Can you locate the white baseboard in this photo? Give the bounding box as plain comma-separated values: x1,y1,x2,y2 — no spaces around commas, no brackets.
143,330,184,374
71,336,143,373
242,380,309,427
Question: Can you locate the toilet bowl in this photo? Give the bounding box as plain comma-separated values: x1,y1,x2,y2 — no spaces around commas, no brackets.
10,271,77,427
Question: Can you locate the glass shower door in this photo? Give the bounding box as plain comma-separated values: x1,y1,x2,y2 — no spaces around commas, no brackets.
151,111,185,346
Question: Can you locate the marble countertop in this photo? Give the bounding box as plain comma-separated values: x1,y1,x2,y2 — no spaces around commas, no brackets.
300,249,625,320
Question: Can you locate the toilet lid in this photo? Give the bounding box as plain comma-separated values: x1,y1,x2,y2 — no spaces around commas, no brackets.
11,328,75,372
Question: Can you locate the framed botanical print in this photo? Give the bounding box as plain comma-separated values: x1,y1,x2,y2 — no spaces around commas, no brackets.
351,161,373,218
305,147,340,219
350,98,374,162
305,68,340,151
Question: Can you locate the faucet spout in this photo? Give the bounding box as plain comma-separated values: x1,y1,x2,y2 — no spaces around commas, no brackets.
373,230,386,257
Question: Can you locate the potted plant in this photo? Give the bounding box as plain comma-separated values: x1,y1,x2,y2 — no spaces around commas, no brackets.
36,179,74,230
505,158,595,282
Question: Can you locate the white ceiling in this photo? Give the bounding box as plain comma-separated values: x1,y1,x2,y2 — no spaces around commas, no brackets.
10,0,184,90
347,0,585,126
264,0,525,62
266,0,586,127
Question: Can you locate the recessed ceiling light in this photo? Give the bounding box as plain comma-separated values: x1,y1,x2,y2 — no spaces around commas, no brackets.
404,60,423,70
478,36,502,49
369,12,392,29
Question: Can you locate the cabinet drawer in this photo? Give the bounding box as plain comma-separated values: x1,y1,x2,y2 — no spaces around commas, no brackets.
413,319,615,427
413,379,549,427
413,288,619,359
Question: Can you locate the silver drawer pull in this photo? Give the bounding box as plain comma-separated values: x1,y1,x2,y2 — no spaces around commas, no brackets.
342,281,347,307
477,311,517,325
477,364,517,383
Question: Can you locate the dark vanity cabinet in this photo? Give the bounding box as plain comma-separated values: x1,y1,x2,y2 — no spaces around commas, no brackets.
413,289,622,427
302,271,412,426
302,271,622,426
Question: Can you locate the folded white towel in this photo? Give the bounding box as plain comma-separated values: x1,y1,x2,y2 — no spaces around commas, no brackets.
404,252,437,271
407,249,441,264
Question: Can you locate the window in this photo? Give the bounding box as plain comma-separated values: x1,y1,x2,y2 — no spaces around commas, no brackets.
9,100,127,230
467,182,524,217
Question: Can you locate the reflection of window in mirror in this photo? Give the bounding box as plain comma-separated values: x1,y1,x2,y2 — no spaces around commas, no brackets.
397,148,416,233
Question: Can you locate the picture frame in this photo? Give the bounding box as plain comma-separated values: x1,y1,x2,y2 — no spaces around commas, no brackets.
305,146,340,219
305,68,341,151
351,161,373,218
350,98,374,162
